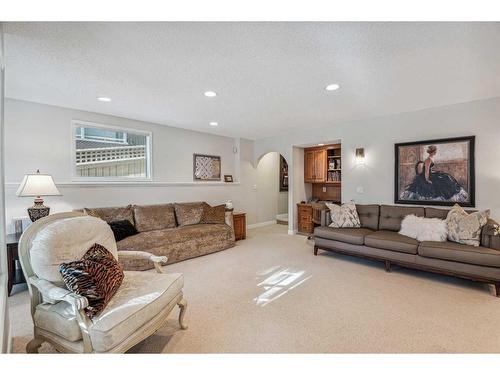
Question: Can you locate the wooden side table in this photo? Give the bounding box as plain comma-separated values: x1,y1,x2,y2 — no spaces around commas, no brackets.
233,212,246,241
297,203,313,235
6,232,26,296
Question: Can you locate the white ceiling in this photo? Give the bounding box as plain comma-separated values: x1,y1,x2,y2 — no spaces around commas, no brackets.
4,22,500,140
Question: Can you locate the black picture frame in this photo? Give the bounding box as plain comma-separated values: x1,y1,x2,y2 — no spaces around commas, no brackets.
279,154,288,192
394,136,475,207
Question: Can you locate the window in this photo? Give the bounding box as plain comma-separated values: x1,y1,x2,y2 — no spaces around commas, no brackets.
72,121,152,181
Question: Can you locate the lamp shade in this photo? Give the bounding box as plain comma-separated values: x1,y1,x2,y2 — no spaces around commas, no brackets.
16,172,61,197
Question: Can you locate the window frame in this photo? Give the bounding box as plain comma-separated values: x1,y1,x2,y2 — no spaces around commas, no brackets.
70,120,153,182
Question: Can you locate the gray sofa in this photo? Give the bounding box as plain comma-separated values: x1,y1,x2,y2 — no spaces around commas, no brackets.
313,204,500,296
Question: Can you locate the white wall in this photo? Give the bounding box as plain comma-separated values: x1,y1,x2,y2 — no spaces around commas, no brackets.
3,99,280,233
255,98,500,231
0,24,10,354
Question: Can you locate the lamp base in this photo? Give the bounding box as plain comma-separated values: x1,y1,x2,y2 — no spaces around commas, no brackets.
28,198,50,222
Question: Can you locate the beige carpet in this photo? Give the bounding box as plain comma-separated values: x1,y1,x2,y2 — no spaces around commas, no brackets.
8,224,500,353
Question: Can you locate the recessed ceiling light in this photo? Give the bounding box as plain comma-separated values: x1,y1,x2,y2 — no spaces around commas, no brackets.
204,91,217,97
97,96,111,102
318,143,325,146
209,122,218,126
325,83,340,91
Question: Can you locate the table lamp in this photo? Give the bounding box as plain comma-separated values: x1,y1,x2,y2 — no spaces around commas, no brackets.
16,170,62,222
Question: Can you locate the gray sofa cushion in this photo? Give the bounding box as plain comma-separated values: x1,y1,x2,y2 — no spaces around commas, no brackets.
379,205,425,232
364,230,419,254
314,227,373,245
425,207,476,220
418,241,500,268
356,204,380,230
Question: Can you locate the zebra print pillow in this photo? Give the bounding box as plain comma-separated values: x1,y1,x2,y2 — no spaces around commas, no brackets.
59,243,124,318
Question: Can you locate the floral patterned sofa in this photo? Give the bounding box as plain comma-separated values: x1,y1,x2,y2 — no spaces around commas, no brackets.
77,202,235,271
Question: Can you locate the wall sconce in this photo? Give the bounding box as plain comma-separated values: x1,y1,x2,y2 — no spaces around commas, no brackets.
355,148,365,165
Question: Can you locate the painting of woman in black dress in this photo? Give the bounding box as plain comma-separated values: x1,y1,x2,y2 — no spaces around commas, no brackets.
395,137,475,206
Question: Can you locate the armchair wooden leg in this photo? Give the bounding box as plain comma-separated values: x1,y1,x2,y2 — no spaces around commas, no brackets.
314,245,318,256
177,298,188,330
495,283,500,297
26,337,44,353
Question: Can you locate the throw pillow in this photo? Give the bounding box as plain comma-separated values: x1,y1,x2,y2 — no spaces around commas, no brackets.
399,215,448,242
325,201,361,228
446,204,489,246
59,243,124,318
108,220,138,242
83,205,135,225
200,203,226,224
174,202,204,227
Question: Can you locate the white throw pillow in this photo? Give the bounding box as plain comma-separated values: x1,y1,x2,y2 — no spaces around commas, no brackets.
399,214,448,242
325,201,361,228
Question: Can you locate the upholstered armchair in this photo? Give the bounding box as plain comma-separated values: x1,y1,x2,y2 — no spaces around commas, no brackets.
18,212,188,353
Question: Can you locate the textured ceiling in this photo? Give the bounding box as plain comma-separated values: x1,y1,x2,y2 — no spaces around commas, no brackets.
4,22,500,139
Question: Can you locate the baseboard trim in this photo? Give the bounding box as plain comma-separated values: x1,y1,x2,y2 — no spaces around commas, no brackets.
247,220,276,229
288,229,296,235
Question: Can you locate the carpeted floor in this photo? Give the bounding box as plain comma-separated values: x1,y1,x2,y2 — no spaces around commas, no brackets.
8,224,500,353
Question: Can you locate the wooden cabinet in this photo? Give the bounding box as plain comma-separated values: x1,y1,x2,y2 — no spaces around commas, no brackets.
304,150,315,182
297,203,313,234
304,149,327,183
233,212,246,241
304,144,341,203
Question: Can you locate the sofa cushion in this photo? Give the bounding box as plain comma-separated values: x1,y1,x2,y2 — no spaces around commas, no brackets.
364,230,419,254
314,227,374,245
418,241,500,268
356,204,380,230
133,204,176,232
84,205,135,225
446,204,489,246
378,205,425,232
89,271,183,352
117,223,235,269
108,220,138,242
325,201,361,228
425,207,476,220
174,202,205,227
200,203,226,224
30,216,117,286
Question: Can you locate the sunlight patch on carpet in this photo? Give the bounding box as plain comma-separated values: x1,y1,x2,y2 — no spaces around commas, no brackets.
254,266,312,306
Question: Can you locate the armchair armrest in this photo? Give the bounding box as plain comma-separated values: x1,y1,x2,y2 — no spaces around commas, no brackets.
320,209,331,227
29,276,89,310
118,251,168,273
481,218,500,250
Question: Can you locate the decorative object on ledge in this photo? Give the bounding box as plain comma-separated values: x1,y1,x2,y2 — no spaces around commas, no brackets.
355,148,365,165
279,154,288,191
224,174,233,182
16,170,62,222
395,136,475,207
193,154,221,181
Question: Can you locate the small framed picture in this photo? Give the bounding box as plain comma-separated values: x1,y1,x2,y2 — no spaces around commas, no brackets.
224,175,233,183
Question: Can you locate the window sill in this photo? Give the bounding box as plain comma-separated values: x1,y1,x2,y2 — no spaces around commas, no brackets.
5,181,240,188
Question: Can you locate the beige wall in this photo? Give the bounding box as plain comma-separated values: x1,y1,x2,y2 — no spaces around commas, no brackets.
255,98,500,232
3,99,286,233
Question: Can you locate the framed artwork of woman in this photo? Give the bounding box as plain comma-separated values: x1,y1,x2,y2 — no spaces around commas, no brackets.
394,136,475,207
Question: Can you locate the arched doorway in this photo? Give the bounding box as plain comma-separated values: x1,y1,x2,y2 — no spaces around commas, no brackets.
255,152,289,228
